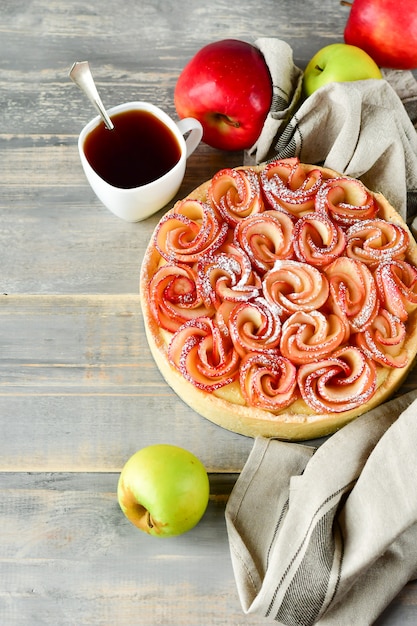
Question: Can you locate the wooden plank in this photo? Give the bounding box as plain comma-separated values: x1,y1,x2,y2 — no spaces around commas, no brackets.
0,0,348,86
0,472,267,626
0,472,416,625
0,294,259,472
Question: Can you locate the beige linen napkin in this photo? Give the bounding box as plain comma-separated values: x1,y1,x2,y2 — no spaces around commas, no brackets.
247,38,417,223
225,389,417,625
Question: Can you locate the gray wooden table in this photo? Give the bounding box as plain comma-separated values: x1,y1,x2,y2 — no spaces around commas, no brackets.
1,1,416,624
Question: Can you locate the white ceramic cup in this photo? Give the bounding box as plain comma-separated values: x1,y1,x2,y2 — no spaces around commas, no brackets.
78,101,203,222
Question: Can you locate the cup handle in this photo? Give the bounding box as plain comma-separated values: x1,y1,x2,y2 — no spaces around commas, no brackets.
176,117,203,158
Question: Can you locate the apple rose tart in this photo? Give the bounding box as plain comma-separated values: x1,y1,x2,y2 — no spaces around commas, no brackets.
140,158,417,439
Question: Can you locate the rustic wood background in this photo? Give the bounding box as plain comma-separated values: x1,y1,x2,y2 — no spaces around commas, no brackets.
1,0,416,624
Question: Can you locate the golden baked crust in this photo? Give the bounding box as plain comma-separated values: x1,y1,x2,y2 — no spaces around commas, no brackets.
140,161,417,440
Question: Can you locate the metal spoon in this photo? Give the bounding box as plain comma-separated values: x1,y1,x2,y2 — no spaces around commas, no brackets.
69,61,114,130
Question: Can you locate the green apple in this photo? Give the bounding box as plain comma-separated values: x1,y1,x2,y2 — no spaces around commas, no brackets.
303,43,382,97
117,444,210,537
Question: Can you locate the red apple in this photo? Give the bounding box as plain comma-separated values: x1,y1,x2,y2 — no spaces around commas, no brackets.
174,39,273,151
344,0,417,70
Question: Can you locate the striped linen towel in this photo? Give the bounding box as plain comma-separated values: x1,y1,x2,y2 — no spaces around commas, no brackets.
225,389,417,625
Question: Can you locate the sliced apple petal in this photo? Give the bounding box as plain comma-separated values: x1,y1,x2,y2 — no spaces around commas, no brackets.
346,218,409,267
325,257,378,331
168,316,240,391
228,297,282,357
197,241,261,308
260,158,323,217
354,307,408,368
298,346,376,413
234,209,294,273
149,262,214,333
154,199,228,263
208,167,263,226
293,211,346,267
263,259,329,315
239,351,297,410
315,178,378,226
280,310,347,364
375,259,417,321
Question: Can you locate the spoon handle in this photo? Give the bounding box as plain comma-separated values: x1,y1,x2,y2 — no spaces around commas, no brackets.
69,61,114,130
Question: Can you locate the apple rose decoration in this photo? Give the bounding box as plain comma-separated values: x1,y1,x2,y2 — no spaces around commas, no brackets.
325,257,378,332
375,259,417,321
260,157,323,217
149,263,214,332
239,352,297,410
354,308,408,368
293,211,346,267
234,210,294,272
207,167,263,226
263,259,329,315
297,346,377,413
280,310,348,364
346,219,409,267
198,242,261,308
155,198,228,263
228,297,282,357
168,316,240,391
315,177,378,226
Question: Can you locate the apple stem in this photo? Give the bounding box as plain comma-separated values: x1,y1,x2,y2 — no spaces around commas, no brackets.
315,64,324,73
340,1,353,6
213,113,240,128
